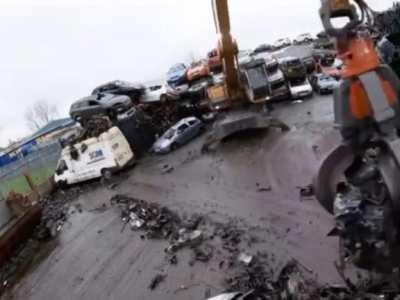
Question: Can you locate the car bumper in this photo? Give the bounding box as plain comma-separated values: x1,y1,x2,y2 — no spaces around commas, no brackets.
292,91,313,98
319,87,334,94
152,146,170,154
270,88,290,101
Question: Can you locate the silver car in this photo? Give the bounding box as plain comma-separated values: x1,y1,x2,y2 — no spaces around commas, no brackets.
70,93,132,122
152,117,204,154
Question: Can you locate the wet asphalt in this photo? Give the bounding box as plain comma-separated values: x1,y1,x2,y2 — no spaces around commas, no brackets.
3,93,347,300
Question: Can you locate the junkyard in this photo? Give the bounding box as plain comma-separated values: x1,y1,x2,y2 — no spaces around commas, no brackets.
1,1,400,299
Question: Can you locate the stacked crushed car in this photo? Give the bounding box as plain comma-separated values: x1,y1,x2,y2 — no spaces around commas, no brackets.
57,28,395,187
53,33,347,186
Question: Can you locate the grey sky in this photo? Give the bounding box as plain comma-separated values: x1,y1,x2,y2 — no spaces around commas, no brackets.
0,0,395,147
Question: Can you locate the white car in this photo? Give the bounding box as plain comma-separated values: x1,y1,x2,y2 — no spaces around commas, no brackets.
140,84,179,104
54,127,134,186
294,33,314,44
289,78,313,99
274,38,291,49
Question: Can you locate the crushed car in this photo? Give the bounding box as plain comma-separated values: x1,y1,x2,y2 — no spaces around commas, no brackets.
54,127,135,186
279,56,307,81
70,93,133,124
207,48,222,73
187,60,211,83
239,58,272,103
265,57,290,100
91,80,145,102
166,63,188,87
294,33,314,44
309,73,338,94
252,51,290,101
140,84,180,104
252,43,274,54
274,38,291,49
151,117,204,154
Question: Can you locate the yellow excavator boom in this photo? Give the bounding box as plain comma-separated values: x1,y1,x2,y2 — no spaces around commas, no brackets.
211,0,241,100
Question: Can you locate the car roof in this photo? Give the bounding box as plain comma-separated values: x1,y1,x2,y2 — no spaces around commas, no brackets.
72,93,126,106
317,74,334,79
172,117,198,128
279,56,299,63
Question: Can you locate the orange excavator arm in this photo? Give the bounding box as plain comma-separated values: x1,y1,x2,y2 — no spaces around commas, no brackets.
211,0,241,100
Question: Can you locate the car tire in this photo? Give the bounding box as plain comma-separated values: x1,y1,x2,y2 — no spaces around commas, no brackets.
107,109,115,121
57,180,68,189
171,143,178,151
101,168,113,180
160,94,168,103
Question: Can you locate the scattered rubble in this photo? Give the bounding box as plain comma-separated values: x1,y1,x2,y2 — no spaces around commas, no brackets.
256,183,272,193
299,184,314,198
237,253,253,266
148,273,167,290
0,187,87,296
111,194,400,299
161,164,174,174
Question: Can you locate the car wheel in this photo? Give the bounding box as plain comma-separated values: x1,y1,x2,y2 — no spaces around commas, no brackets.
57,180,68,189
171,143,178,151
108,109,117,122
160,94,168,103
101,168,113,180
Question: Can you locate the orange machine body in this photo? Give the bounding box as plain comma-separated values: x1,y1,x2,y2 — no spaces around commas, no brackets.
349,77,397,119
338,36,397,120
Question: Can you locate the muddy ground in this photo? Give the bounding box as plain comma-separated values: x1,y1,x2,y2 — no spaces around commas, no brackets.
2,94,350,300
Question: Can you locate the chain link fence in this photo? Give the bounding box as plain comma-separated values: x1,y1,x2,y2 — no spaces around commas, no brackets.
0,141,62,229
0,141,62,199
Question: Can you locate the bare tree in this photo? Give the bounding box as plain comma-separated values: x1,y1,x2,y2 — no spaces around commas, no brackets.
25,100,59,131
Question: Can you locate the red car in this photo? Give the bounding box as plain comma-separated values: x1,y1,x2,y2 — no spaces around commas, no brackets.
207,49,222,73
187,61,211,82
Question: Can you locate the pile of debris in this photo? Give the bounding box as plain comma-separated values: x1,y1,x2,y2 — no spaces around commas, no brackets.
110,194,207,254
111,194,400,299
375,3,400,36
0,187,85,295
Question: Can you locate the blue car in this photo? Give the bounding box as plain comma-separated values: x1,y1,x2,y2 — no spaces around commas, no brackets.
167,63,188,87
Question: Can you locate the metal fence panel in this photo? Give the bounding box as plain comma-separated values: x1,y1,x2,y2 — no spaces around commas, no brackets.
0,141,62,201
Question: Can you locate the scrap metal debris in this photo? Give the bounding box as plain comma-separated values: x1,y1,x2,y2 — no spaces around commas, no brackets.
375,3,400,36
110,194,181,240
0,187,88,296
237,253,253,266
161,164,174,174
299,184,314,198
110,195,400,298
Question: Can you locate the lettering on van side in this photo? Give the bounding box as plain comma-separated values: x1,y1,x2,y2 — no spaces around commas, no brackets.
87,149,106,164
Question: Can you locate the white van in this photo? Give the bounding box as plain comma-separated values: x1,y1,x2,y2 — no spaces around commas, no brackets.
54,127,135,186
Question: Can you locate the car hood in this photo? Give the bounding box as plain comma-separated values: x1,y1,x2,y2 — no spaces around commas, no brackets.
153,137,172,149
290,83,312,94
319,80,338,88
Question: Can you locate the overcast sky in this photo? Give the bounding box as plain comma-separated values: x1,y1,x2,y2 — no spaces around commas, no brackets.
0,0,395,147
